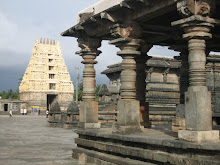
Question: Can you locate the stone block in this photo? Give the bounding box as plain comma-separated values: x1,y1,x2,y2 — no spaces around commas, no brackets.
117,100,141,126
172,126,186,132
112,124,143,134
79,122,101,129
173,117,185,126
185,86,212,131
79,101,100,129
80,101,98,123
176,104,185,118
178,130,219,142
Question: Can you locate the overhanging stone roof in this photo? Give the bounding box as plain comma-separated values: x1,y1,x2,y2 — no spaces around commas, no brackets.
61,0,220,51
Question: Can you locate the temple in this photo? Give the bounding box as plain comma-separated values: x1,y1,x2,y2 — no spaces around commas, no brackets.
62,0,220,164
19,39,74,113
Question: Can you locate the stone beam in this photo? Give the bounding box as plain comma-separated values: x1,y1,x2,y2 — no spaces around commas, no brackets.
132,0,177,22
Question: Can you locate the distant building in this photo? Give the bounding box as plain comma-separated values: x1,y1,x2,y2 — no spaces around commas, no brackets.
19,38,74,112
0,99,27,114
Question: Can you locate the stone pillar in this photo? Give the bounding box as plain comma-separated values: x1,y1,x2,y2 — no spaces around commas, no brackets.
172,15,219,142
109,23,144,134
135,43,152,128
76,36,101,129
110,38,143,134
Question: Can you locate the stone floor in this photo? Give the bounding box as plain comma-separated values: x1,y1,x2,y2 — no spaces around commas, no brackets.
0,115,78,165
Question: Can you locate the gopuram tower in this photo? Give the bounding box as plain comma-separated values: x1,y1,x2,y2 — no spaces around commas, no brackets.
19,38,74,112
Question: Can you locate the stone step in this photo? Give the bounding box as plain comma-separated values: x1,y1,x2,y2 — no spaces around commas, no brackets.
149,111,176,115
98,117,117,120
149,107,176,111
98,111,118,115
72,147,157,165
73,129,220,165
74,137,220,165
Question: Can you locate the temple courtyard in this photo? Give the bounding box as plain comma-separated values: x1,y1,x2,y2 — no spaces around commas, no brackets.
0,116,78,165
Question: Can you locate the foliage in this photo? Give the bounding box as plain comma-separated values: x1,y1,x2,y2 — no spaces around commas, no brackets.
0,89,19,99
95,84,101,101
74,82,101,102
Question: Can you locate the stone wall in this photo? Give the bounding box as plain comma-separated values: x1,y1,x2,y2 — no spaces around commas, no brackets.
102,56,181,125
0,99,27,114
102,54,220,125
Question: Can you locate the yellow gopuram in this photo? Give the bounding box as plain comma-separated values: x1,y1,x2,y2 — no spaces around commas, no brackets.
19,38,74,113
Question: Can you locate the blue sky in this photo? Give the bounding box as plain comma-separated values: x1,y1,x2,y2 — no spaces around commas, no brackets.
0,0,179,91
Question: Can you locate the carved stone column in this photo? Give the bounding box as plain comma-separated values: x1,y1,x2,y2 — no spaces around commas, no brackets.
172,15,219,142
135,43,152,128
76,36,101,129
109,23,143,134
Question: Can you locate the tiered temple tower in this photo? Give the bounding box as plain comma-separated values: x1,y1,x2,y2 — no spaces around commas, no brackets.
19,38,74,112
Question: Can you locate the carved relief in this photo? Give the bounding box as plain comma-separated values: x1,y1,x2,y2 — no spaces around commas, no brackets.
177,0,215,17
110,23,142,39
77,36,101,52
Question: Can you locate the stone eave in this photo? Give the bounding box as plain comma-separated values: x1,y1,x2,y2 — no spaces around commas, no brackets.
101,67,122,75
146,57,181,69
61,0,178,39
207,54,220,62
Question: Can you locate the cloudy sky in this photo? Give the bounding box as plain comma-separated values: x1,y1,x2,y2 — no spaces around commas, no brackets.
0,0,179,92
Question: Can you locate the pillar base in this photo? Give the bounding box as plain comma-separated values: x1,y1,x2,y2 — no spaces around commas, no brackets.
178,130,219,142
113,100,143,134
172,117,185,132
79,122,101,129
112,124,143,134
185,86,212,131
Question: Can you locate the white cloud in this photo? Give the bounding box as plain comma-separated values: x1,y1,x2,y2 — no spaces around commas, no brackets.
0,12,18,51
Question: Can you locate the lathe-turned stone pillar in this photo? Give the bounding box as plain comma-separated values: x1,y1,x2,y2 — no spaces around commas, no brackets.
76,36,101,129
172,15,219,142
109,23,143,134
135,43,152,128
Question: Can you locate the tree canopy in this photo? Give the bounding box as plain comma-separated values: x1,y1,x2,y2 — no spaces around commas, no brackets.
74,82,101,102
0,89,19,100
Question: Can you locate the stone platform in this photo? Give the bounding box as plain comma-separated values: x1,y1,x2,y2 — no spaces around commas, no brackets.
73,127,220,165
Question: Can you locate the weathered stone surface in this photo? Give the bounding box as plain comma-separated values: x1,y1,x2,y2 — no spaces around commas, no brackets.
50,100,61,112
185,87,212,131
99,84,110,96
72,128,220,164
178,130,219,142
79,101,100,129
112,99,143,133
0,116,78,165
116,100,141,127
67,101,79,112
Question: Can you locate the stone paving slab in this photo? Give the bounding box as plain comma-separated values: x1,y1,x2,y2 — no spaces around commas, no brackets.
0,116,78,165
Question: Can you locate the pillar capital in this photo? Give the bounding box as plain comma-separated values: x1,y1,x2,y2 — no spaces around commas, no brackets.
177,0,215,18
77,36,101,52
172,15,216,40
110,22,142,39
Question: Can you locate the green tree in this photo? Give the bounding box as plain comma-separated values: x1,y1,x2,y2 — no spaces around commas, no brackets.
74,82,83,101
74,83,101,102
0,89,19,99
95,84,101,101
